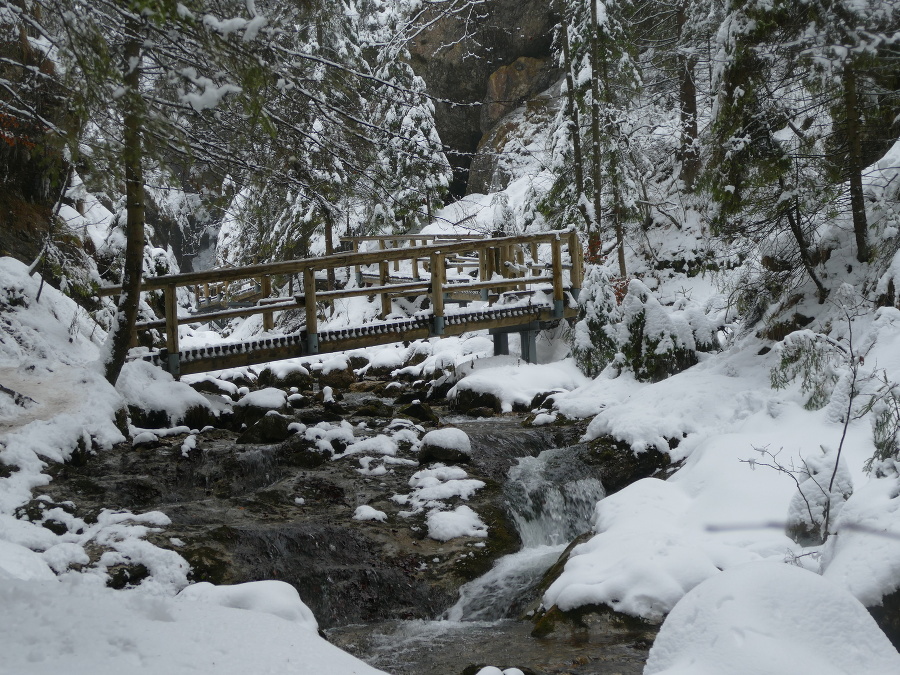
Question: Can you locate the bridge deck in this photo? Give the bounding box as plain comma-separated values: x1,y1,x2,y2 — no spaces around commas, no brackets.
143,302,576,376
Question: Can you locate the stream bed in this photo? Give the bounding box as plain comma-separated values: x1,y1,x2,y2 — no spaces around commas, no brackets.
43,392,656,674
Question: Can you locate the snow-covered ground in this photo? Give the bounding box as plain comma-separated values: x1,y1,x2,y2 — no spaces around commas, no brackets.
3,223,900,672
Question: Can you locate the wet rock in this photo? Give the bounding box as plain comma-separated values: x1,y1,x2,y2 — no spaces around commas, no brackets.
294,407,344,425
870,588,900,650
465,406,496,418
393,391,422,405
114,477,163,509
531,602,659,639
530,390,563,411
427,375,456,402
277,436,330,469
107,563,151,590
236,413,296,445
188,377,237,398
349,380,386,394
398,401,440,425
585,436,672,495
353,398,394,419
182,403,222,431
287,393,311,409
256,365,313,391
452,388,502,414
347,355,370,371
317,366,357,390
233,388,288,426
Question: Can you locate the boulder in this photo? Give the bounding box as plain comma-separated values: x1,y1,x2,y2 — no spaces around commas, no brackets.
256,364,314,391
419,428,472,464
452,388,502,414
585,436,672,495
398,401,440,425
237,412,296,445
353,398,395,419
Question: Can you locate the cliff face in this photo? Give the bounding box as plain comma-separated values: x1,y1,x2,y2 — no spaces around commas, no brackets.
408,0,558,197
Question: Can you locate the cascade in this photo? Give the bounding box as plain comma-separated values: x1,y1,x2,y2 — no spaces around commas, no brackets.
448,445,605,621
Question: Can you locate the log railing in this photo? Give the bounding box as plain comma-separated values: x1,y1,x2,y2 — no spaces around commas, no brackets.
97,229,584,376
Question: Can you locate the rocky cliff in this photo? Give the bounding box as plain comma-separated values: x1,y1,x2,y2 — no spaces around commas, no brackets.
408,0,559,197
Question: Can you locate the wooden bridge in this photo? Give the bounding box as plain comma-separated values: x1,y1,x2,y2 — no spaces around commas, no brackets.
98,229,584,378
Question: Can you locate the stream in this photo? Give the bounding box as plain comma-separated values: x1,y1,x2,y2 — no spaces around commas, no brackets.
327,443,654,675
45,393,655,674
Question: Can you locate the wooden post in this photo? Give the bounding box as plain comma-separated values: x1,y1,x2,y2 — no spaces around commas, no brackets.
551,236,564,317
261,275,274,331
431,251,445,334
393,240,401,272
303,267,318,354
530,242,539,276
412,253,420,280
379,260,391,318
353,239,362,286
568,229,584,299
164,283,180,378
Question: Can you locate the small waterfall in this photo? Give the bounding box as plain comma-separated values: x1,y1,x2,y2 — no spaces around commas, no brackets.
449,446,605,621
505,450,606,548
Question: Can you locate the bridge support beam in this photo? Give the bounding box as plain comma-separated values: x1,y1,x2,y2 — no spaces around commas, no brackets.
164,284,181,378
520,329,538,364
490,321,542,364
493,332,509,356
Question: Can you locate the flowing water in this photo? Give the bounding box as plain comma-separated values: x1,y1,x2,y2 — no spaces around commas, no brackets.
328,444,653,674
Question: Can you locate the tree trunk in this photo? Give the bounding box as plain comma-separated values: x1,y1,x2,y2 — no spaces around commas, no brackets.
557,2,590,230
589,0,603,242
843,66,869,263
599,42,627,279
676,2,700,191
104,25,145,385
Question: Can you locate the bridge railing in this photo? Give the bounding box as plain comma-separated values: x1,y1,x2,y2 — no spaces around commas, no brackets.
97,229,584,375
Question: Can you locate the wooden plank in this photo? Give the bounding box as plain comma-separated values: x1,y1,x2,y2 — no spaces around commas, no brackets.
551,236,564,311
379,261,391,317
303,267,317,336
431,251,445,331
164,283,179,376
261,275,274,331
569,229,584,290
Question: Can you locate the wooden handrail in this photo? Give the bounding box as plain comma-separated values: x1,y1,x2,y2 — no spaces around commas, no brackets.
118,229,584,375
97,229,578,296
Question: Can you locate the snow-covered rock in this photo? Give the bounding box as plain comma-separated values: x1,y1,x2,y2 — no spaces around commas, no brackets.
645,562,900,675
419,427,472,463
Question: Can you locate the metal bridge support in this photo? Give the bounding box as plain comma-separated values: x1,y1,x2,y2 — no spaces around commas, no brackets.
493,332,509,356
519,329,538,364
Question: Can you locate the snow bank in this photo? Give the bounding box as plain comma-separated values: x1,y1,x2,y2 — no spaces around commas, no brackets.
542,478,767,620
645,562,900,675
0,576,385,675
117,360,213,425
449,358,589,413
821,476,900,606
179,580,318,631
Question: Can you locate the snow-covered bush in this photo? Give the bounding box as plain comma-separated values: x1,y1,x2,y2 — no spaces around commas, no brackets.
785,445,853,546
572,268,718,382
